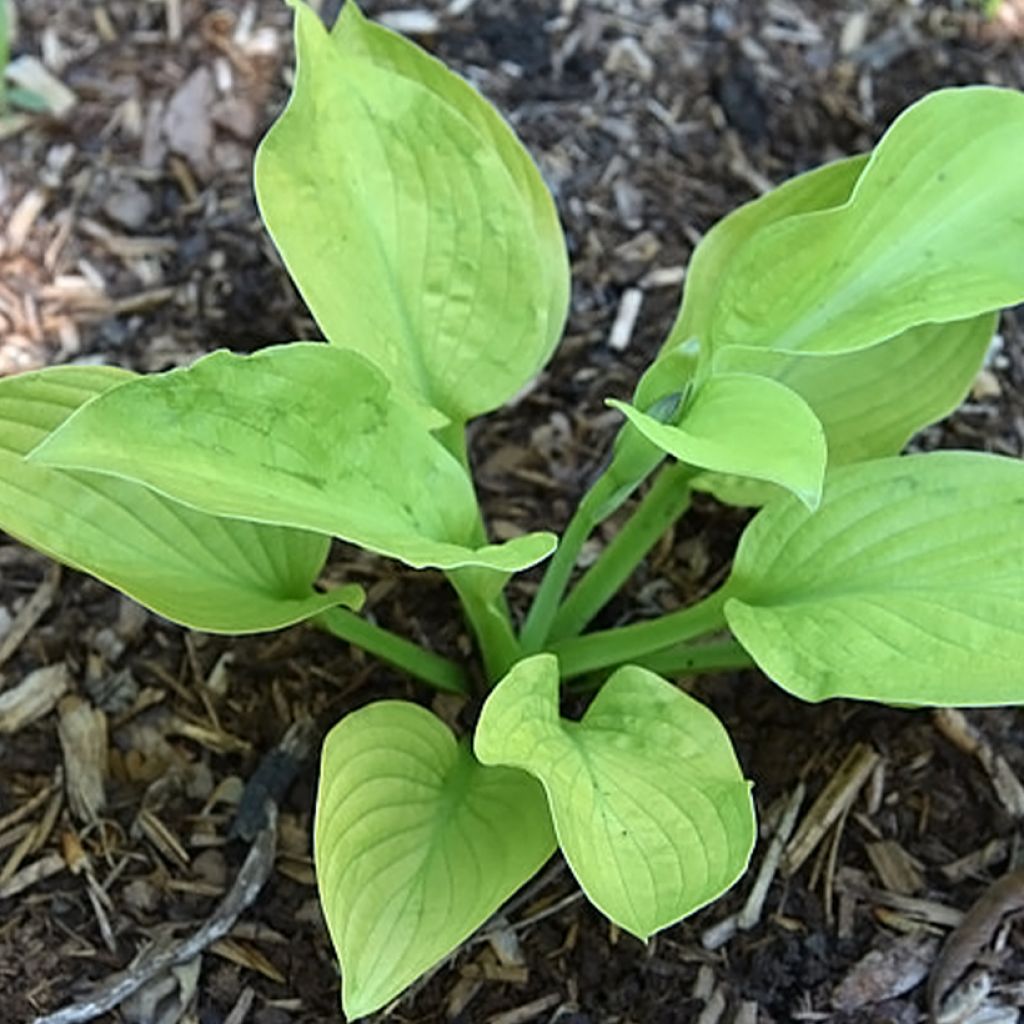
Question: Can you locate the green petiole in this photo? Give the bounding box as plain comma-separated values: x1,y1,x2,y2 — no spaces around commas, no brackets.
548,461,696,642
549,588,730,679
315,606,470,695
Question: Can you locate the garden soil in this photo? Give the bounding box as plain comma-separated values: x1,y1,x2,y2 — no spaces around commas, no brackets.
2,0,1024,1022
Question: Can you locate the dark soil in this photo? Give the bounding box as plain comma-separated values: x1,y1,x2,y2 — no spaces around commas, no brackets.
3,0,1024,1022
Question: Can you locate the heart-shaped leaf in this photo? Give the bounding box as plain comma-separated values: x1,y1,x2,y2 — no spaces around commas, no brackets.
316,699,555,1018
0,365,360,633
709,87,1024,356
725,452,1024,705
255,3,569,424
610,373,827,509
475,655,755,940
29,344,555,573
697,313,996,507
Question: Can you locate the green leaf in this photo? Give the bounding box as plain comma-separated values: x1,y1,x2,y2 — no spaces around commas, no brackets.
330,1,568,376
475,655,756,940
635,154,868,410
29,344,555,573
610,373,827,509
710,87,1024,356
697,313,997,507
316,699,555,1018
724,452,1024,705
254,2,569,424
0,365,361,633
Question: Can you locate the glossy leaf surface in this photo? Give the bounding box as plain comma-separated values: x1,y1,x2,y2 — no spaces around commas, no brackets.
475,655,755,939
725,452,1024,705
316,700,555,1017
698,313,996,507
710,88,1024,356
0,365,359,632
611,373,826,509
255,2,569,423
31,345,555,573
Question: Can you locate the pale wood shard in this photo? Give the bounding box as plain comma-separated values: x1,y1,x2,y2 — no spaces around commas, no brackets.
738,781,805,931
832,932,938,1012
607,286,643,351
933,709,1024,819
57,695,108,824
0,851,65,899
866,839,926,896
5,187,50,253
696,985,727,1024
210,937,285,984
0,774,58,835
0,663,70,734
941,839,1009,884
485,993,562,1024
784,743,881,876
222,986,256,1024
0,565,61,673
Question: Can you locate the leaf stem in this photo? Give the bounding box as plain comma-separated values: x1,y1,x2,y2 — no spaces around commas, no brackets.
436,420,521,682
315,607,470,695
637,638,754,676
548,462,695,642
448,569,522,684
549,588,730,680
566,639,754,693
520,427,664,653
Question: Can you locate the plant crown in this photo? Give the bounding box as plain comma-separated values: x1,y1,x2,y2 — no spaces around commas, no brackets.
4,2,1024,1016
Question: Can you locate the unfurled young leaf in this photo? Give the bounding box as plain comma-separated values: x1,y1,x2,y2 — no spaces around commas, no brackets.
29,344,555,573
609,373,827,509
475,655,755,940
0,365,360,633
724,452,1024,705
316,700,555,1018
696,313,997,507
255,1,569,425
708,88,1024,356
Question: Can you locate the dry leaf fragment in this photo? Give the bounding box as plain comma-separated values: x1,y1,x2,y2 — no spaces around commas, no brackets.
832,932,938,1011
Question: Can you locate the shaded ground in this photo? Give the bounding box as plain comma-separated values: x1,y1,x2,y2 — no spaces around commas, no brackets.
3,0,1024,1022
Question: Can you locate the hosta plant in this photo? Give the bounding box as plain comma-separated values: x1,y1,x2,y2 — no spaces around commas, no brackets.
4,2,1024,1017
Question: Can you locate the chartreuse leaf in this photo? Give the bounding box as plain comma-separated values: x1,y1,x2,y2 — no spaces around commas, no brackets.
30,344,555,573
697,313,997,507
610,373,826,509
0,365,361,632
710,87,1024,356
475,655,756,940
635,154,868,411
254,2,568,424
329,2,568,367
315,700,555,1018
724,452,1024,706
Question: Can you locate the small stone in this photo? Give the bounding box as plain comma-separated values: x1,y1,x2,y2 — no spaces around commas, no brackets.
103,180,154,231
